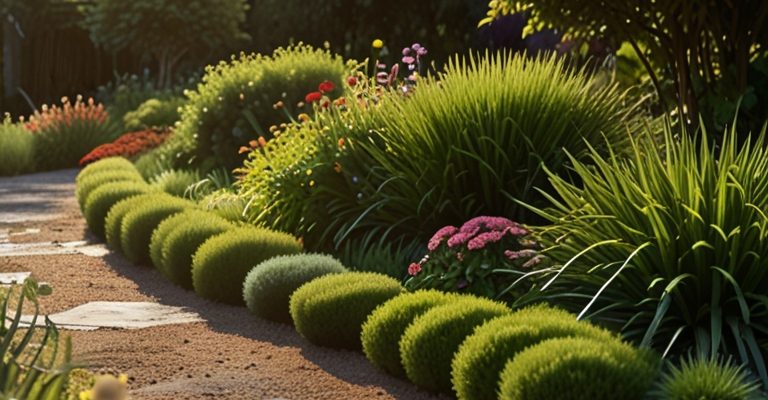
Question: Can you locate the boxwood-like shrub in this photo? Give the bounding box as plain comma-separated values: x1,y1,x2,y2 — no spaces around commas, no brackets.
149,209,217,271
399,297,510,394
159,214,234,289
451,305,617,400
120,197,193,265
76,169,144,210
76,156,136,184
498,337,659,400
83,181,150,239
289,272,402,350
105,194,156,252
361,290,454,378
243,253,347,324
191,227,302,304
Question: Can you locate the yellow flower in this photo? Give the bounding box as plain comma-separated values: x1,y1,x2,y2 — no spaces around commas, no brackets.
79,389,93,400
372,39,384,49
118,374,129,385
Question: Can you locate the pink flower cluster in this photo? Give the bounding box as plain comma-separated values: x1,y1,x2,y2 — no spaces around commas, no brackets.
429,216,529,252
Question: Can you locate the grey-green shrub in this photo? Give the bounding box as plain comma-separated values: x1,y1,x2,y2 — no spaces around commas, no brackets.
498,337,659,400
105,194,156,252
76,156,136,184
123,97,185,131
191,227,302,304
451,305,616,400
0,119,35,176
83,181,150,238
76,169,144,210
120,197,193,265
399,297,510,394
150,169,200,198
243,253,347,324
159,213,234,289
289,272,402,350
653,357,761,400
361,290,454,378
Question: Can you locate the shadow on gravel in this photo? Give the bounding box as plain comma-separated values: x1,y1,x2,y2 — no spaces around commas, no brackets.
100,252,443,399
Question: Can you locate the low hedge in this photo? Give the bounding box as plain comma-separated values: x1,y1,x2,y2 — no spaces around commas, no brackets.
149,209,219,271
361,290,454,378
399,297,510,394
159,214,234,289
83,181,150,239
120,197,193,265
451,305,617,400
498,337,659,400
289,272,402,350
76,169,144,210
76,156,136,184
105,194,156,253
191,227,302,304
243,254,347,324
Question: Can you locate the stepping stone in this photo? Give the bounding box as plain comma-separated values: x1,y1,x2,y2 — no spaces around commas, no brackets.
0,240,110,257
0,272,31,284
21,302,203,331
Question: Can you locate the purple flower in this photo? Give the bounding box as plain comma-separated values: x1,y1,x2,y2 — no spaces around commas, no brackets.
447,232,474,248
416,47,428,56
411,43,422,51
402,56,416,65
460,216,516,234
428,225,459,251
507,225,529,237
388,64,400,86
467,231,505,250
402,47,412,56
376,71,389,84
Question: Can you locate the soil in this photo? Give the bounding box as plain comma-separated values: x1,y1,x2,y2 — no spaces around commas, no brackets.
0,169,443,400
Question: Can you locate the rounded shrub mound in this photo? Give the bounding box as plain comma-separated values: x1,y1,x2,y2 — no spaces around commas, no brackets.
653,357,761,400
159,214,234,289
83,181,150,239
498,337,659,400
361,290,455,378
191,227,302,304
77,156,136,183
76,169,144,210
451,305,617,400
289,272,402,350
105,194,156,253
149,209,221,271
243,253,347,324
399,297,510,394
120,197,193,265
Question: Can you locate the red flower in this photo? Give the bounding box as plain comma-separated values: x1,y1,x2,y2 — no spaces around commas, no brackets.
347,76,358,86
408,262,422,276
305,91,322,103
318,80,335,93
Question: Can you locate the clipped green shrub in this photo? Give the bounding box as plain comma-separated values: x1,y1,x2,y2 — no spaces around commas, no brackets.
243,254,347,324
150,169,200,198
105,194,156,252
361,290,454,378
400,297,510,393
498,337,659,400
164,44,347,170
76,169,144,210
159,213,234,289
451,305,616,400
76,157,136,184
289,272,402,350
149,209,215,271
0,118,35,176
653,357,761,400
191,227,302,304
123,97,185,131
120,197,193,265
83,181,150,239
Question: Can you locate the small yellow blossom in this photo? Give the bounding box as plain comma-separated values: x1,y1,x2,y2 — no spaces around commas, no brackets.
79,389,93,400
372,39,384,49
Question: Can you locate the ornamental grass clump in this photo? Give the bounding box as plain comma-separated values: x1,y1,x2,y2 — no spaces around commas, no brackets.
361,290,454,378
0,117,35,176
83,181,150,239
150,169,201,198
653,357,762,400
532,125,768,381
289,272,402,350
243,254,347,323
159,213,234,288
405,216,542,300
25,95,120,170
192,227,302,304
399,296,510,393
120,197,193,265
450,305,616,400
499,337,658,400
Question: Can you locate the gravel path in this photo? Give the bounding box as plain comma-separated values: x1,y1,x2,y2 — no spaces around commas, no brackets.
0,169,442,400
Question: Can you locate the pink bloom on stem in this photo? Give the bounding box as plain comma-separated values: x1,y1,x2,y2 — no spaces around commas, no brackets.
408,262,422,276
428,225,458,251
467,230,505,250
447,232,473,248
460,216,516,234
